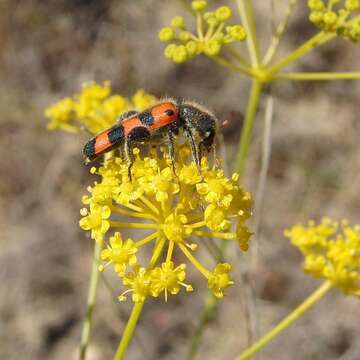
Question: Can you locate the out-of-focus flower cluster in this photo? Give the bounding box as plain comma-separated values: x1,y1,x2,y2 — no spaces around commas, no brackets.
45,81,157,135
159,0,246,63
285,218,360,296
80,146,253,303
308,0,360,41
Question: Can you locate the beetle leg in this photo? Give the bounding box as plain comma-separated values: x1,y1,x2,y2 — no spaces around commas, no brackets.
212,142,220,168
185,129,201,175
125,127,151,181
166,129,177,175
124,138,135,181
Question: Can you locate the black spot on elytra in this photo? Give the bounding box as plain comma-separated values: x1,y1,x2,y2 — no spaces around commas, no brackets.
165,109,175,116
138,111,154,126
128,126,150,141
108,125,124,144
83,138,96,159
117,110,138,122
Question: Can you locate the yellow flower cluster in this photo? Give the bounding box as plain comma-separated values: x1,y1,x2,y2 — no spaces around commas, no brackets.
80,146,253,302
159,1,246,63
285,218,360,296
45,81,157,135
308,0,360,41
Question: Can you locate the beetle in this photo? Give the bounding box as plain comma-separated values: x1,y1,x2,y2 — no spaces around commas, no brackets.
83,99,218,179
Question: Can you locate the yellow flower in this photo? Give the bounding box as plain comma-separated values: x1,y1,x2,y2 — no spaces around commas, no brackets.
100,233,138,276
215,6,232,22
159,27,176,42
192,0,208,12
179,161,202,184
236,223,253,251
196,169,234,208
120,267,152,303
150,261,193,301
143,167,180,202
158,2,246,63
131,89,157,111
163,213,193,243
115,178,145,206
307,0,360,41
285,218,360,296
79,143,252,302
204,204,231,231
82,177,120,206
45,97,77,133
208,263,234,299
173,45,188,63
171,16,186,29
79,203,111,242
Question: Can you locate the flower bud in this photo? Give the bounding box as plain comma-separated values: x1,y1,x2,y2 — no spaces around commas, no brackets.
185,40,199,57
204,12,218,26
191,0,208,11
323,11,338,26
173,45,188,63
215,6,232,22
227,25,247,41
164,43,177,59
345,0,360,11
204,39,222,56
171,15,186,28
308,0,325,11
159,27,175,42
179,31,191,42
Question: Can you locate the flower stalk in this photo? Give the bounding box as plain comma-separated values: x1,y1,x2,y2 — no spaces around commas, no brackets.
78,241,103,360
113,302,145,360
235,281,333,360
235,0,261,67
273,71,360,81
235,79,263,176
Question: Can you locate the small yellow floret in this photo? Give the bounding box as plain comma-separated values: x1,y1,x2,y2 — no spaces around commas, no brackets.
208,263,234,299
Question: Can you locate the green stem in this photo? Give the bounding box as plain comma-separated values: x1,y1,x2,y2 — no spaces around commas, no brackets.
78,241,103,360
263,0,298,66
235,0,261,67
273,71,360,81
113,302,145,360
211,56,256,77
113,237,166,360
186,239,227,360
268,11,360,75
268,31,331,75
235,79,264,176
235,281,333,360
196,12,204,40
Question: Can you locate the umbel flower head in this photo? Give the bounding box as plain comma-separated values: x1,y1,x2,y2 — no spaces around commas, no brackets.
80,146,252,303
159,0,246,63
308,0,360,41
285,218,360,296
45,81,253,302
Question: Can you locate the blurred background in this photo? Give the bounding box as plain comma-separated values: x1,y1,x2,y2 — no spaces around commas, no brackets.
0,1,359,359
